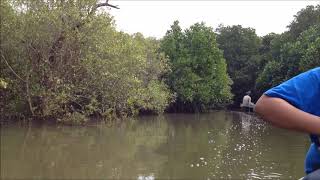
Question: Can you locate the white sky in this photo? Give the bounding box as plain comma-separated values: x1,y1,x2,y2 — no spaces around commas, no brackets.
108,1,320,39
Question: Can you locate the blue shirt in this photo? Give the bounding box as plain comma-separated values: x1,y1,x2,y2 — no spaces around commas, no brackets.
264,67,320,174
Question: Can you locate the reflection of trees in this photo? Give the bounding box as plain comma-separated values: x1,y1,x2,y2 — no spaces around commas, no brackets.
158,114,211,179
157,112,234,179
1,111,309,179
1,117,169,179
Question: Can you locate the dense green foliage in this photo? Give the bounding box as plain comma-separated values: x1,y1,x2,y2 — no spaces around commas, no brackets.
216,25,261,106
255,5,320,95
287,5,320,40
160,21,232,112
1,1,319,122
215,5,320,105
1,0,172,124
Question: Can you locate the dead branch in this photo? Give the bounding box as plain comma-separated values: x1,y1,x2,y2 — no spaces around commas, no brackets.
89,0,119,16
96,0,119,9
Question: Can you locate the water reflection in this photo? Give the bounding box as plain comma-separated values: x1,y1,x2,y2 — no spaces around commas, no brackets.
1,111,309,179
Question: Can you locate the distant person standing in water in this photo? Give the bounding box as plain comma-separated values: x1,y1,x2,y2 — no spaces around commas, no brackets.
241,91,255,112
255,67,320,179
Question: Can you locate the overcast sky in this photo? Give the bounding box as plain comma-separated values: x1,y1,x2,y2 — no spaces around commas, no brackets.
108,1,319,39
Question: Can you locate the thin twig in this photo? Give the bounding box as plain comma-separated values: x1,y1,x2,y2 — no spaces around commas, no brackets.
1,53,26,83
25,71,35,116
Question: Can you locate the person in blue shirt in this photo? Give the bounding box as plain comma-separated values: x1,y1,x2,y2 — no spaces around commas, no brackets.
254,67,320,177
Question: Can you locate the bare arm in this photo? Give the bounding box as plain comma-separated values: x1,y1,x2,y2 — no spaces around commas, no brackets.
254,95,320,135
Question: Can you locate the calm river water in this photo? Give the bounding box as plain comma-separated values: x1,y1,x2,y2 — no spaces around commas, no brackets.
1,111,310,179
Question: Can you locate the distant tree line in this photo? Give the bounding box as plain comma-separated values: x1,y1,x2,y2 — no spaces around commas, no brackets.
254,5,320,99
215,4,320,107
161,4,319,110
1,1,319,124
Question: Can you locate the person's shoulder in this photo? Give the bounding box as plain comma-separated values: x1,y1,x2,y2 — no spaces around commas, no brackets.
309,67,320,75
294,67,320,81
306,67,320,81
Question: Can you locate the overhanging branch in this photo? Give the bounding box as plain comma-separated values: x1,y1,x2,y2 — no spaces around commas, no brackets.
90,0,119,15
96,2,119,9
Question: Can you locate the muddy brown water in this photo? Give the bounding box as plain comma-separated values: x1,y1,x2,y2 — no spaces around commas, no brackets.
1,111,310,179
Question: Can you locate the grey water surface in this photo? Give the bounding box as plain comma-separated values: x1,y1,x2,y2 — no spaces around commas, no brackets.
1,111,309,179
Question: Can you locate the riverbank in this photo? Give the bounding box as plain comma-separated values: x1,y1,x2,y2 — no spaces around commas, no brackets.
0,107,254,127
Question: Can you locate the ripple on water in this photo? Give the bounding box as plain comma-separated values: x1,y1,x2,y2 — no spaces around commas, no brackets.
137,174,155,180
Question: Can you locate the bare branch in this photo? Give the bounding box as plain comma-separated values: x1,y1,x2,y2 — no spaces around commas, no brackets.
1,54,26,83
89,0,119,15
2,53,34,116
25,72,35,116
96,2,119,10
